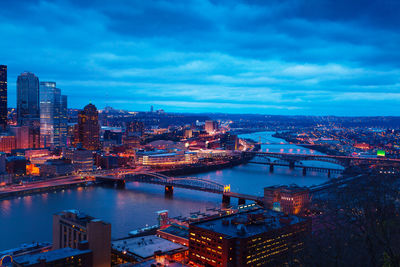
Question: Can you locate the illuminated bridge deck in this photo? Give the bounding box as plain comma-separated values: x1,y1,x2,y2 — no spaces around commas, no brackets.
95,172,263,202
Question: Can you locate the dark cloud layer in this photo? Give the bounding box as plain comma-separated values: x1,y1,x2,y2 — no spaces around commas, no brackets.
1,0,400,115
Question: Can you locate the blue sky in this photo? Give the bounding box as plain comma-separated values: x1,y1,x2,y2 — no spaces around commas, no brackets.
1,0,400,115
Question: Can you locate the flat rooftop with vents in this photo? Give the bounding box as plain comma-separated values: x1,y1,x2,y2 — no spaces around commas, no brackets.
112,235,186,260
191,208,306,238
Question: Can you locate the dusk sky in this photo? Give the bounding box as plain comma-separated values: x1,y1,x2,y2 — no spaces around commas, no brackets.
1,0,400,115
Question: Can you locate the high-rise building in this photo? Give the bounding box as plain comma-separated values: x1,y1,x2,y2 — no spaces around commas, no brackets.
53,210,111,267
60,95,68,146
76,103,100,150
0,65,7,130
39,82,68,148
10,125,41,149
17,72,39,126
10,126,29,149
0,134,16,153
205,120,218,134
220,132,239,150
189,208,311,267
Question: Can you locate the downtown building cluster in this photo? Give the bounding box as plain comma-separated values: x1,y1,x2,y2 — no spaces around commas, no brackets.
0,68,68,149
0,65,101,181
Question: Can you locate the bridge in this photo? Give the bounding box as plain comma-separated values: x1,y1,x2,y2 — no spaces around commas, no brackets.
244,151,400,165
243,151,400,176
245,151,348,165
254,136,314,146
249,161,343,176
244,151,346,177
257,143,315,146
95,172,262,206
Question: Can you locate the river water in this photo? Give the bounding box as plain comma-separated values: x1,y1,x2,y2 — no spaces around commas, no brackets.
0,132,342,250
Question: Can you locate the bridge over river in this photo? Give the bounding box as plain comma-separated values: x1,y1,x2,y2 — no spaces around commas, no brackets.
243,151,400,166
242,151,400,176
95,172,263,206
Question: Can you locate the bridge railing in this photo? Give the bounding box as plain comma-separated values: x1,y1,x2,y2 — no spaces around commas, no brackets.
121,172,225,193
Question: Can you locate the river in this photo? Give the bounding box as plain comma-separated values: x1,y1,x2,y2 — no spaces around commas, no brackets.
0,131,342,250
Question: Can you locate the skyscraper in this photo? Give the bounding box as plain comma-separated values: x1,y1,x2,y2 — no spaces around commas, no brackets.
60,95,68,146
0,65,7,130
17,72,39,126
40,82,68,148
76,103,100,150
205,120,218,134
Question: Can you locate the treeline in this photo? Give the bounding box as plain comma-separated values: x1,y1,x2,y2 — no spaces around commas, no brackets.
294,175,400,267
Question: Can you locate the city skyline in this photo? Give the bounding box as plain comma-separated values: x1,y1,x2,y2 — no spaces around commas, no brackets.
1,2,400,266
1,1,400,115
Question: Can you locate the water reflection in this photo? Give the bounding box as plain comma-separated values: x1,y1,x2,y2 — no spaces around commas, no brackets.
0,200,11,217
0,131,337,250
23,196,32,208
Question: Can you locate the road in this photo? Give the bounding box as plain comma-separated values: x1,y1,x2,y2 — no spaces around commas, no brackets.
0,166,149,197
0,176,85,195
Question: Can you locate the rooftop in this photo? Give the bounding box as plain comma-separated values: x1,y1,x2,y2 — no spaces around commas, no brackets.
56,210,109,227
13,247,91,265
191,208,307,238
6,156,26,161
44,159,72,165
0,242,51,257
112,235,186,260
121,259,189,267
158,224,189,240
147,153,178,158
264,184,309,193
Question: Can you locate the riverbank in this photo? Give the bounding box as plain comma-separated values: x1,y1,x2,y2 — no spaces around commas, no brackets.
0,154,254,200
158,157,252,177
0,180,91,200
272,132,346,156
0,131,334,250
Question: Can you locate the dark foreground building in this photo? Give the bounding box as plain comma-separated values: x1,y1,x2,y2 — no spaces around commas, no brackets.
12,247,92,267
53,210,111,267
189,208,311,267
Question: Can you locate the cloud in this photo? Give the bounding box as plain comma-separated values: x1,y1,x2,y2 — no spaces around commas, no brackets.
0,0,400,115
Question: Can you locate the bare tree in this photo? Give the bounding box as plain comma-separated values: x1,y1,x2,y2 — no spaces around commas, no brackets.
300,174,400,267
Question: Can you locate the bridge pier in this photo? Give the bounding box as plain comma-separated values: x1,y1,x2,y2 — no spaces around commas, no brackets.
101,180,115,187
222,194,230,206
302,168,307,176
328,170,331,178
116,179,126,189
165,186,174,197
289,161,295,170
269,165,274,173
238,198,246,206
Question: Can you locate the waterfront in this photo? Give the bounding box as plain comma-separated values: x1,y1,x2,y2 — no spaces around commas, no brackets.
0,132,342,250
